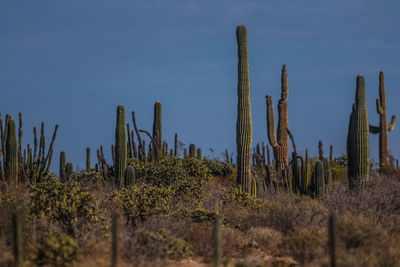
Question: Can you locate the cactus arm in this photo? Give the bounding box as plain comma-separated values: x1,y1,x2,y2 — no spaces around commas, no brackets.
266,95,278,148
388,115,396,131
369,125,380,134
376,99,384,116
286,128,297,155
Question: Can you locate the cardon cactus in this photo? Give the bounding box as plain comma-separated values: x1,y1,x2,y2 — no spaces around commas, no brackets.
86,147,91,171
153,101,162,156
124,165,135,187
312,160,325,197
322,157,332,193
5,119,18,184
65,162,73,181
60,151,66,181
115,105,127,187
197,147,202,160
189,143,196,158
236,25,252,193
369,71,396,170
266,65,290,171
347,75,370,188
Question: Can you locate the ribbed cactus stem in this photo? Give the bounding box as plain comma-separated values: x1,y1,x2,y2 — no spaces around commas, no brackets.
189,143,196,158
12,213,22,267
111,214,119,267
212,214,222,267
197,148,202,160
124,165,135,187
318,140,323,160
313,160,325,197
183,148,188,159
65,162,73,181
266,65,289,170
369,71,396,170
347,75,370,188
115,105,127,187
236,25,252,193
5,119,18,184
330,145,333,162
174,133,178,157
153,101,162,154
86,147,91,171
60,151,66,181
328,213,337,267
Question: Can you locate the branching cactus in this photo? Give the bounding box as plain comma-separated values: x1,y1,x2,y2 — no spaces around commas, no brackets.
347,75,370,188
369,71,396,170
236,25,252,193
115,105,127,187
312,160,325,198
153,101,162,155
5,119,18,184
266,65,289,171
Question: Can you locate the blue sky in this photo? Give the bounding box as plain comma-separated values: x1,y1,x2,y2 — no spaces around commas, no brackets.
1,0,399,170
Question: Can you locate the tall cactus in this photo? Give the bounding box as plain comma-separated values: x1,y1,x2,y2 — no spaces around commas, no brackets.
115,105,127,187
124,165,135,187
266,65,289,170
189,143,196,158
152,101,162,155
60,151,66,181
347,75,370,189
369,71,396,170
86,147,91,171
236,25,252,193
5,119,18,184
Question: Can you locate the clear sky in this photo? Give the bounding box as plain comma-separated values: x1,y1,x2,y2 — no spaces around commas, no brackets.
1,0,399,171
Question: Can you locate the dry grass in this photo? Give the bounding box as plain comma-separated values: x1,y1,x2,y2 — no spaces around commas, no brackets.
1,171,400,266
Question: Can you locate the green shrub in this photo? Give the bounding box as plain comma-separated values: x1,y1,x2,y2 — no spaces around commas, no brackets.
111,184,174,225
203,159,233,177
190,206,217,223
33,232,81,267
73,170,104,184
135,228,193,260
29,178,102,237
221,188,259,208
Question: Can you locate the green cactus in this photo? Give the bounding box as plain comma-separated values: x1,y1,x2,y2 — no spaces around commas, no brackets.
322,157,332,193
329,145,333,162
266,65,290,171
124,165,135,187
111,214,119,267
86,147,91,171
318,140,323,160
65,162,73,181
212,214,222,267
236,25,253,193
369,71,396,170
347,75,370,189
197,148,202,160
183,148,188,159
174,133,178,157
12,213,22,267
60,151,66,181
189,143,196,158
115,105,127,187
153,101,162,155
5,119,18,184
312,160,325,197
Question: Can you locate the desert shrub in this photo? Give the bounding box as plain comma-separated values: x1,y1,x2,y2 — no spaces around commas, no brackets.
221,188,259,208
73,170,104,183
190,206,217,223
278,226,326,264
32,232,81,267
246,227,283,254
111,184,174,225
29,178,102,237
203,159,233,177
264,194,328,233
127,159,150,181
134,228,193,260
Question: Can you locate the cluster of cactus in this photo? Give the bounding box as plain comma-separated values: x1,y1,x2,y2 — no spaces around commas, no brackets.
252,142,267,167
0,113,58,185
236,25,253,193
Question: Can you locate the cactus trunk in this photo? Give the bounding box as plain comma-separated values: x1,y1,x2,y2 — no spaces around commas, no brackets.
236,25,252,193
347,75,370,188
115,105,127,187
